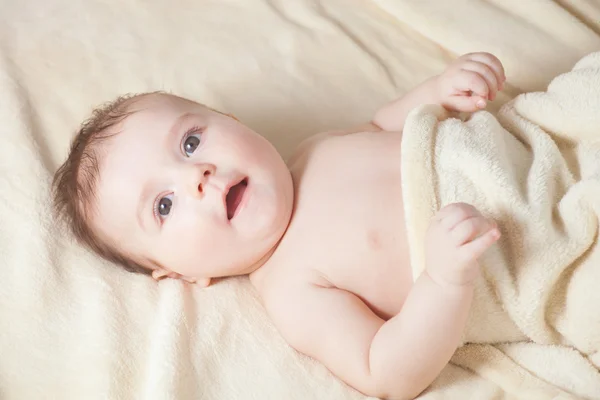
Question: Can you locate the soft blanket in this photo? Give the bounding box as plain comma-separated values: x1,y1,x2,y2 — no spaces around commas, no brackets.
1,0,600,399
402,51,600,399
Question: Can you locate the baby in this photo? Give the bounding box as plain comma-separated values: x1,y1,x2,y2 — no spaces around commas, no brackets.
53,52,506,399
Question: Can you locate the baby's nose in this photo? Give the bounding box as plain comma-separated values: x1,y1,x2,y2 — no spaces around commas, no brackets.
195,163,216,194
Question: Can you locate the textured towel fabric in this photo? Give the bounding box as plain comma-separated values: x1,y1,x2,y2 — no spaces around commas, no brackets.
402,52,600,399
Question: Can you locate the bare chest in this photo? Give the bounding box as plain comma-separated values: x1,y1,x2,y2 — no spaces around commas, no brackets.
279,131,413,319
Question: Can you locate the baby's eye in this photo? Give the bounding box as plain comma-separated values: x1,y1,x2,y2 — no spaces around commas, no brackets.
183,133,202,157
155,194,173,218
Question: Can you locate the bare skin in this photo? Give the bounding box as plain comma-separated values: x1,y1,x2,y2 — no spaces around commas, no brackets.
92,53,506,399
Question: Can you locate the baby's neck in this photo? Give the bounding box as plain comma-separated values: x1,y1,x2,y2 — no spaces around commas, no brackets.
247,240,283,291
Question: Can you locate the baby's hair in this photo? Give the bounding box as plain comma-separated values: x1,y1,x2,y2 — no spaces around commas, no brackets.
52,92,162,275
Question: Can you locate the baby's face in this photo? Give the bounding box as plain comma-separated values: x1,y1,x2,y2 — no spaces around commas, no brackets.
92,94,294,282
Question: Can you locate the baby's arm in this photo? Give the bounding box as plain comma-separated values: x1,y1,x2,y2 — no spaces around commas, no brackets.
269,269,473,399
373,52,506,132
265,204,499,399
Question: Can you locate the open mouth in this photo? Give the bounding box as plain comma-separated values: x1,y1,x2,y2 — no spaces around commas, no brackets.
225,177,248,220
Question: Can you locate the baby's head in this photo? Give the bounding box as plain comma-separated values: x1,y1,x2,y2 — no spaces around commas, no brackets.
53,92,294,285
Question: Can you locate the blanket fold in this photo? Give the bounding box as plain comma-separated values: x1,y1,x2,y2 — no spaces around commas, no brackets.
402,51,600,399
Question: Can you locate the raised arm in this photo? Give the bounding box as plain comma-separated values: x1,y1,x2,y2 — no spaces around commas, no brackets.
373,52,506,132
265,204,500,399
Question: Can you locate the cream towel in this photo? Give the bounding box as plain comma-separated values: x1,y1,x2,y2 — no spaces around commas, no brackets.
402,52,600,399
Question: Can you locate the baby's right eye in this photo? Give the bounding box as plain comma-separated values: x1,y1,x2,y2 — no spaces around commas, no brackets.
155,194,173,219
183,132,202,157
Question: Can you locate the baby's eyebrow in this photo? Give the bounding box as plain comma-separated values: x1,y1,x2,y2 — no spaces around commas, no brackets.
166,112,196,147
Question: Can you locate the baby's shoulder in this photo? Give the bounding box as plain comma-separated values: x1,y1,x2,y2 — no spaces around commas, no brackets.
287,130,338,167
288,122,382,168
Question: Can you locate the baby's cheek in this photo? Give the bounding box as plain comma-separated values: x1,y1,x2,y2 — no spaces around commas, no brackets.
164,222,207,254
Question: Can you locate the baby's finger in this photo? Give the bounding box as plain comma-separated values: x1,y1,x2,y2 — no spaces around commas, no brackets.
465,52,506,90
442,95,487,113
460,61,498,100
459,228,501,261
453,70,489,100
451,216,497,246
436,203,479,230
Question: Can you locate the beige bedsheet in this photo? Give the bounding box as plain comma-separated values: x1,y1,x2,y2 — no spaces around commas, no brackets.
1,1,599,399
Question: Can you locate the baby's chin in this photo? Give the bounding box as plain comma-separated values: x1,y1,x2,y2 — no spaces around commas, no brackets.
230,219,291,274
235,180,293,237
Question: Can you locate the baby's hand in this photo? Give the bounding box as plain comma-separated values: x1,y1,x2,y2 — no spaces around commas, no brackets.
436,52,506,113
425,203,500,286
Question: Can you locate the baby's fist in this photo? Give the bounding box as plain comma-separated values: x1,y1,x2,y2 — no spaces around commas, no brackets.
436,52,506,113
425,203,500,286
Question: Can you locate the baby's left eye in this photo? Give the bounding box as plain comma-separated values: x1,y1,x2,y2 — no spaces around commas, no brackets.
183,133,202,157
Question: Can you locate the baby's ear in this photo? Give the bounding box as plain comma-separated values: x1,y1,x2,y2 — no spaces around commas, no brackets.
151,269,172,281
152,269,211,287
182,276,211,287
